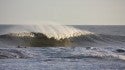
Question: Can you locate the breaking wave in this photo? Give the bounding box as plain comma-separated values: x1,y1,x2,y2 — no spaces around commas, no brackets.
0,25,93,47
1,32,125,47
0,25,125,47
0,25,125,61
0,25,93,40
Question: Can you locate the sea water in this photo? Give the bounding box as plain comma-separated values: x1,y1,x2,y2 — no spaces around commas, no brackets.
0,25,125,70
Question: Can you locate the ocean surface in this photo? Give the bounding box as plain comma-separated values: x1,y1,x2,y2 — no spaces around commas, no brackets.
0,25,125,70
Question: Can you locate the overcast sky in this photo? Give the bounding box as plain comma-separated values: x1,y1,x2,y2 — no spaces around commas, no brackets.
0,0,125,25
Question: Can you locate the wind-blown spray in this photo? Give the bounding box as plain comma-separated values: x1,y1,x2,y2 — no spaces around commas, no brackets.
1,24,93,40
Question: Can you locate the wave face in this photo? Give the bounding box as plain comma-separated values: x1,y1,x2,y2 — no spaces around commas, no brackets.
0,33,125,47
0,25,125,47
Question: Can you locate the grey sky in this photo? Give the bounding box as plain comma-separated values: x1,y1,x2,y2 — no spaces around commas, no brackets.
0,0,125,25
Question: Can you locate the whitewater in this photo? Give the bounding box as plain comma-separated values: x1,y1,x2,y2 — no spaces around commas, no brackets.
0,25,125,70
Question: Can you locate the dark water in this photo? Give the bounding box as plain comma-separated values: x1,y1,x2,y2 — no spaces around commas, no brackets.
73,25,125,36
0,25,125,70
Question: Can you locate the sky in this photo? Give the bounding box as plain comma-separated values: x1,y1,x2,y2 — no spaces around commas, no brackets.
0,0,125,25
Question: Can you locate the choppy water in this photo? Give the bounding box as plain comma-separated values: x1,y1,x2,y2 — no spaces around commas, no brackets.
0,25,125,70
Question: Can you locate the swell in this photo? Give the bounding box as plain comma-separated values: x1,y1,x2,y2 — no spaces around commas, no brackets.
71,34,125,47
46,47,125,61
0,47,125,61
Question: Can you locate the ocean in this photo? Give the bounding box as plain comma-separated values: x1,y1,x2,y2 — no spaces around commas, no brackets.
0,25,125,70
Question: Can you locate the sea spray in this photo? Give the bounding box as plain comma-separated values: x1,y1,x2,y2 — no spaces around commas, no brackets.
32,25,94,40
0,25,94,47
0,25,93,40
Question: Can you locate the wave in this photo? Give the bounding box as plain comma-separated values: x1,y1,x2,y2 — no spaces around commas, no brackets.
0,25,93,47
1,25,125,65
0,25,125,47
0,32,125,47
0,25,93,40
